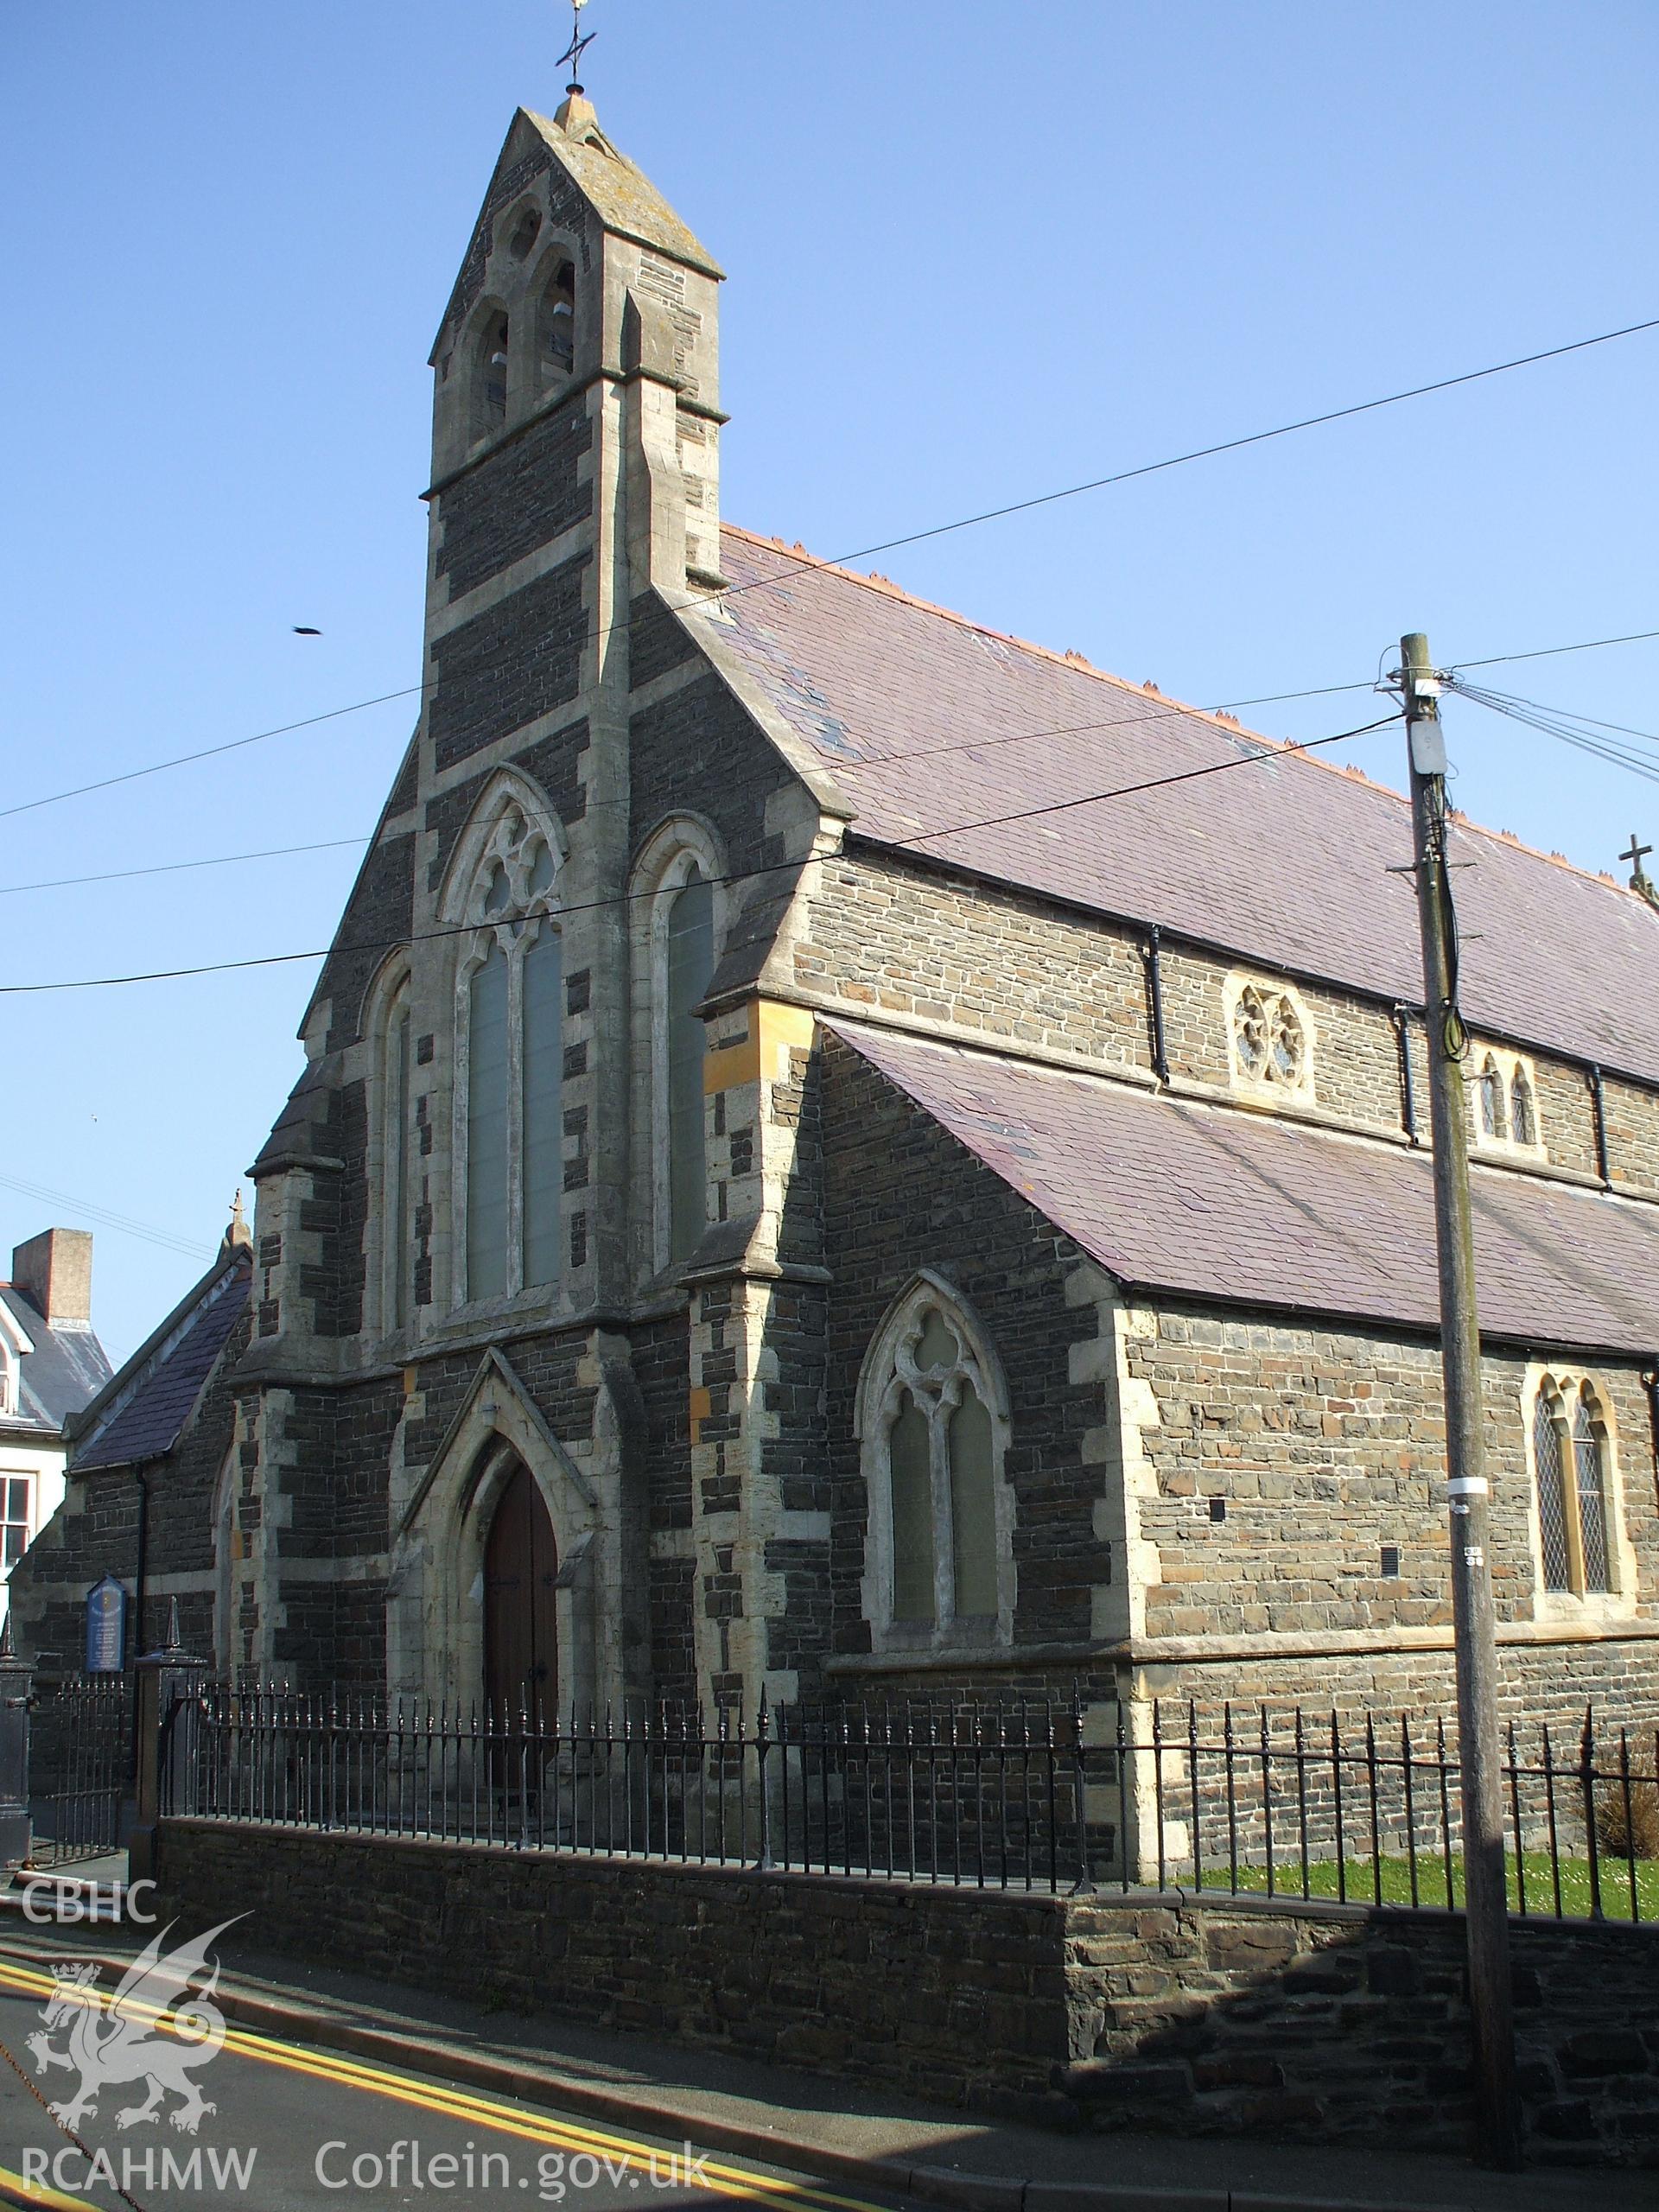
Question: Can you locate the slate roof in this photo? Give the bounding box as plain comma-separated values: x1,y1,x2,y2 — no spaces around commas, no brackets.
73,1264,249,1474
829,1019,1659,1358
709,527,1659,1089
0,1289,110,1434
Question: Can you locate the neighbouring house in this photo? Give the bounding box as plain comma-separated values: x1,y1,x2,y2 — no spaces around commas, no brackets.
0,1230,111,1628
10,1206,250,1670
13,95,1659,1780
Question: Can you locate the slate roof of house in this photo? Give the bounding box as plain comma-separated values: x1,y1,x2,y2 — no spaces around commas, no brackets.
829,1019,1659,1358
0,1289,110,1435
712,527,1659,1089
73,1262,250,1475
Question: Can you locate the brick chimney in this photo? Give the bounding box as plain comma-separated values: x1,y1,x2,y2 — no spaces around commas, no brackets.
10,1229,93,1331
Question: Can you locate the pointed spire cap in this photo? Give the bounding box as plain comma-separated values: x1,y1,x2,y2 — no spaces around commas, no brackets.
165,1596,183,1652
554,89,600,137
223,1188,251,1257
0,1614,15,1661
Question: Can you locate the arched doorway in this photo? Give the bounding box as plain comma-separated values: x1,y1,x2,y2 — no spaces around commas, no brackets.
483,1459,558,1726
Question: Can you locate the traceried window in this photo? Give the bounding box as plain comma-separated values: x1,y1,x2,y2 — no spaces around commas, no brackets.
857,1278,1013,1646
538,260,577,385
1230,979,1312,1096
666,867,715,1262
1532,1376,1614,1597
457,805,563,1303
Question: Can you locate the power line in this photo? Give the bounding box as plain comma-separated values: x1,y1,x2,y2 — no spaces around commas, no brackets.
1215,623,1659,713
0,837,372,898
0,715,1396,995
791,313,1659,582
10,311,1658,828
0,696,1350,899
1446,680,1659,790
0,686,430,826
896,716,1399,847
0,1174,213,1262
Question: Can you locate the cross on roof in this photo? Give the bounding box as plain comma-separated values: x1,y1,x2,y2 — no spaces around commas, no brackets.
557,0,596,95
1622,833,1657,905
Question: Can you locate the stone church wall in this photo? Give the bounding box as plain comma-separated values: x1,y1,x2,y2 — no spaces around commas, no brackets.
434,394,594,599
818,1031,1109,1673
787,847,1659,1209
1123,1300,1659,1732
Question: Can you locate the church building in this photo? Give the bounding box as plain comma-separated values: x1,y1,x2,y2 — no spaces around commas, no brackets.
17,95,1659,1758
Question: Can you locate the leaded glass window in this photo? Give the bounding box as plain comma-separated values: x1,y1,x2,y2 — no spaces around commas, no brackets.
1573,1389,1611,1594
1533,1389,1571,1592
1533,1376,1618,1599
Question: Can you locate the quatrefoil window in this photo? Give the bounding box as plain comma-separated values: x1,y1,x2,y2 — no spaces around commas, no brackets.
1232,983,1307,1090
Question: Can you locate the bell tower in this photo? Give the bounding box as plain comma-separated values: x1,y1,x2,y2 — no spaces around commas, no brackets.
409,97,725,1323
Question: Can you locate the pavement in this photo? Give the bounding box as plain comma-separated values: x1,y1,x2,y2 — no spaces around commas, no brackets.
0,1860,1643,2212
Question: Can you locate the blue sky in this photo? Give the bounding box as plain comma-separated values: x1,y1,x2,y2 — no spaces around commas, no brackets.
3,1,1656,1361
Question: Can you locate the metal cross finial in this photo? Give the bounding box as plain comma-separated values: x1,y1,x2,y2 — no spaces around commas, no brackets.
558,0,596,96
1620,833,1655,898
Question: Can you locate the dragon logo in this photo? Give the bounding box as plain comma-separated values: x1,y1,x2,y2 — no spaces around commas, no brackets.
26,1918,244,2136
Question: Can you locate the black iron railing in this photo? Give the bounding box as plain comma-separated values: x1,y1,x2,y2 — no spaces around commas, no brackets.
1149,1700,1659,1923
172,1688,1100,1893
165,1689,1659,1921
29,1676,130,1867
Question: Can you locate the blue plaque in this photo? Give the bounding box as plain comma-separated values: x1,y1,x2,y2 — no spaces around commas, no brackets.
85,1576,126,1674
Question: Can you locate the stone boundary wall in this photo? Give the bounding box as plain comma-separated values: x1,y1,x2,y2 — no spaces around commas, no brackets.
157,1820,1659,2168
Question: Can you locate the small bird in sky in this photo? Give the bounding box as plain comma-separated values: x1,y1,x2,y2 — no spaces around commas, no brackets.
293,625,322,636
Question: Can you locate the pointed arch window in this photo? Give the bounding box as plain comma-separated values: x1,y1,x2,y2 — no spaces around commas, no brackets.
456,804,564,1304
857,1278,1014,1648
538,260,576,385
631,823,725,1277
1510,1064,1536,1147
477,310,510,435
1532,1376,1616,1598
1478,1055,1508,1141
376,969,416,1332
667,866,715,1262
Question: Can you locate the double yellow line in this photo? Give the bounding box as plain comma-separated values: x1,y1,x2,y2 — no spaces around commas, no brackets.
0,1956,896,2212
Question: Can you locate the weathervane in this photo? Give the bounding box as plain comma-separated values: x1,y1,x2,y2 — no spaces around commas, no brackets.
558,0,596,97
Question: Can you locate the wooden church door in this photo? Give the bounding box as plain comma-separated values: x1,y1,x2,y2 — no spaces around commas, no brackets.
482,1459,558,1727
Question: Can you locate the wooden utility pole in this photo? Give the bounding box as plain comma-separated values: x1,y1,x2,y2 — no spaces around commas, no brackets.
1401,632,1521,2169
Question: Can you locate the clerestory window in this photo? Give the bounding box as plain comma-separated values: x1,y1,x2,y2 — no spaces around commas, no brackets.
1228,976,1313,1099
1471,1044,1543,1156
